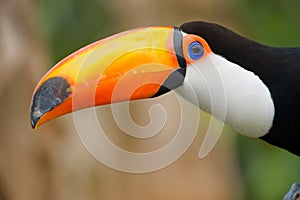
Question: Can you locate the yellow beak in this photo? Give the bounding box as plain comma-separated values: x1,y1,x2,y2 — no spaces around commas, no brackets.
30,27,188,128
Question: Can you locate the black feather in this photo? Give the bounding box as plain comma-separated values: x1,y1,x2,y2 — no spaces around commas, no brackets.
180,21,300,155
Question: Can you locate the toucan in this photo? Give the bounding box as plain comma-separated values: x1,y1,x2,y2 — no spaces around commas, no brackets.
30,21,300,156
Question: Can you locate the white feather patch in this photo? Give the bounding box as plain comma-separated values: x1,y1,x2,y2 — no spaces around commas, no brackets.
175,53,275,138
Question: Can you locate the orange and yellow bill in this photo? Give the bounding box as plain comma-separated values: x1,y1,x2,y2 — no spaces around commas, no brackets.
30,27,187,128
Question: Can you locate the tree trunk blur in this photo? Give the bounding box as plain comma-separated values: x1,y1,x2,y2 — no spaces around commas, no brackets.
0,0,243,199
0,0,62,199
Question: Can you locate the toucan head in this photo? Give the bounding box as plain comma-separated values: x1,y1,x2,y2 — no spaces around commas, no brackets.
30,20,300,157
30,22,274,142
30,26,212,129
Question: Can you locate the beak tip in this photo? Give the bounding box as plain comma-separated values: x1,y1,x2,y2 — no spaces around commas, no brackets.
30,102,43,129
30,76,72,129
30,117,38,129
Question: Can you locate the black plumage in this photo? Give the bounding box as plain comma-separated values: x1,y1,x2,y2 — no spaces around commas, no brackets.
180,21,300,155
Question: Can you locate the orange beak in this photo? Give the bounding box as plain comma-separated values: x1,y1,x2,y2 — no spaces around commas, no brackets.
30,27,187,129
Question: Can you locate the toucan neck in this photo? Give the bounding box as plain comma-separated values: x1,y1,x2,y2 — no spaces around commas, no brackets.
180,21,300,155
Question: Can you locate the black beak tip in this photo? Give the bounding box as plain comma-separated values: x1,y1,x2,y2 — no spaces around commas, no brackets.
30,105,42,129
30,114,38,129
30,76,72,129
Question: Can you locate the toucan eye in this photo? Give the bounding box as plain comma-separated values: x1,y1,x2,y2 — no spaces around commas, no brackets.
188,41,204,60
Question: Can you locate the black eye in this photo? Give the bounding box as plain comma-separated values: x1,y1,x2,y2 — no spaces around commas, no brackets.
188,41,204,60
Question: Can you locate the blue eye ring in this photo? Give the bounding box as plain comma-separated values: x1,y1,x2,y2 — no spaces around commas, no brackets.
188,41,204,60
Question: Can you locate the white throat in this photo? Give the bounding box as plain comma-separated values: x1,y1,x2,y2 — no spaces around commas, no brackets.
174,53,275,138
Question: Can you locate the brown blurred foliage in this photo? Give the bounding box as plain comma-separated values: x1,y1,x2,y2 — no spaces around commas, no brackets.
0,0,243,199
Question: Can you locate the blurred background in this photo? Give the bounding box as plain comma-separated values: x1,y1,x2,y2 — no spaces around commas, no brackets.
0,0,300,199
